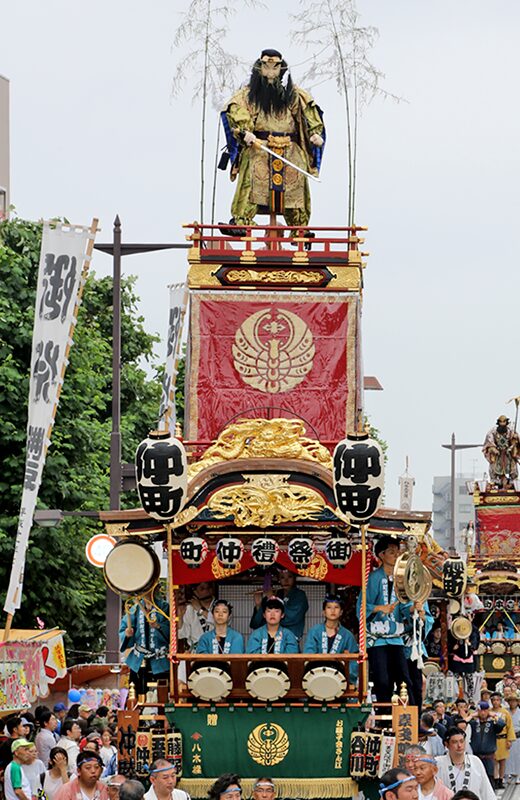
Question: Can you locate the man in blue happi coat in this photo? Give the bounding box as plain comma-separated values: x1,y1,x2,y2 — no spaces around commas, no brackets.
197,599,244,654
119,593,170,696
250,569,308,640
304,594,359,683
357,536,414,703
247,596,299,654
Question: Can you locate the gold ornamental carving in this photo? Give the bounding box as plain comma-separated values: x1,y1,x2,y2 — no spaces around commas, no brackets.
492,657,506,671
483,495,520,505
188,418,332,479
210,556,244,580
206,476,325,528
225,268,322,285
297,553,328,581
232,308,315,394
247,723,289,766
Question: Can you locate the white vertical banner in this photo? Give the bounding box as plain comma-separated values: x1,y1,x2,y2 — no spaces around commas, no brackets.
4,220,97,616
159,282,188,433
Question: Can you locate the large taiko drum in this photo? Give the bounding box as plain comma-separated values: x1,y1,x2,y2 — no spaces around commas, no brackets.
246,661,290,702
188,661,233,701
302,661,346,701
103,539,160,596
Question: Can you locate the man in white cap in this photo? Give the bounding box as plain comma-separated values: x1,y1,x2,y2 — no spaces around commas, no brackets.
4,739,33,800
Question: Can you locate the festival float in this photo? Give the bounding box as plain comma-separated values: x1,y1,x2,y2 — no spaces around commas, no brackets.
89,48,476,799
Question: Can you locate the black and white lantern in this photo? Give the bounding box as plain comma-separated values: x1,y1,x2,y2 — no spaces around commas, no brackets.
216,537,244,569
288,536,315,569
443,555,467,598
180,536,208,567
136,430,188,521
333,432,385,522
250,537,279,567
325,534,352,567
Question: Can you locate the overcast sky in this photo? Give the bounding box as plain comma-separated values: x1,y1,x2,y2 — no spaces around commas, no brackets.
2,0,519,510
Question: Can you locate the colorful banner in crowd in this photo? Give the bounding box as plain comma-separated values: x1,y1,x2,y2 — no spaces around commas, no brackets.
159,283,189,432
172,548,364,586
0,632,67,703
165,705,367,797
4,221,97,616
475,506,520,557
186,291,360,442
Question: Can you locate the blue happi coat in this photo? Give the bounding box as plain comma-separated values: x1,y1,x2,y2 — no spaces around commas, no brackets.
357,566,410,648
196,627,244,654
119,599,170,674
246,625,299,654
303,622,359,682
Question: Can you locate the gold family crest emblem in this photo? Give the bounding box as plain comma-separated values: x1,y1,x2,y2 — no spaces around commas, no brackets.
232,308,315,394
247,722,290,766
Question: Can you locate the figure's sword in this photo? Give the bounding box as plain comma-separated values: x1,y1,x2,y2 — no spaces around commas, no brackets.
252,140,322,183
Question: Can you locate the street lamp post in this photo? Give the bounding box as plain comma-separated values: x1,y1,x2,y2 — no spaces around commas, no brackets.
93,217,190,660
441,434,482,552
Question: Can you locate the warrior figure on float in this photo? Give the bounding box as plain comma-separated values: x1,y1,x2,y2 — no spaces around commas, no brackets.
483,414,520,489
220,48,325,235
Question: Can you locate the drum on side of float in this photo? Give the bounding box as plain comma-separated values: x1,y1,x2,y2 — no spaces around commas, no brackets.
422,661,440,677
302,661,347,701
476,642,486,655
246,661,291,702
104,539,160,596
491,641,506,654
511,641,520,655
188,661,233,701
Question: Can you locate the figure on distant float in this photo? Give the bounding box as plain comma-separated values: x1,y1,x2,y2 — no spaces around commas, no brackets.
219,48,325,237
482,415,520,488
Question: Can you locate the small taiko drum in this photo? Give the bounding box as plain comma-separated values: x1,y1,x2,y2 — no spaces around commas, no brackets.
103,539,160,596
246,661,290,702
491,641,506,655
511,641,520,655
302,661,346,701
188,661,233,701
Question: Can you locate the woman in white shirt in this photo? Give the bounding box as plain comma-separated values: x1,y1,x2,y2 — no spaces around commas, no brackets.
99,730,117,768
42,747,70,800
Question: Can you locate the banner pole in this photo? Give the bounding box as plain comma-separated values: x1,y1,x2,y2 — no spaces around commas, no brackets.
3,614,13,642
360,523,368,702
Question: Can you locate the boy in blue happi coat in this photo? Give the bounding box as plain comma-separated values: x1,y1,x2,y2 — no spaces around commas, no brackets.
357,536,414,703
247,596,299,654
197,599,244,654
119,593,170,695
304,594,359,683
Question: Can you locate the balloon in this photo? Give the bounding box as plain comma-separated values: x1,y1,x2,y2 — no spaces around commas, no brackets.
68,688,81,703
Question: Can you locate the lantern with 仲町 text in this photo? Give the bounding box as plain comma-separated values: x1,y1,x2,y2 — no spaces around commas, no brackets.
288,536,315,569
325,534,352,567
216,537,244,569
180,536,208,567
333,432,385,522
136,430,188,521
250,537,279,567
443,555,467,598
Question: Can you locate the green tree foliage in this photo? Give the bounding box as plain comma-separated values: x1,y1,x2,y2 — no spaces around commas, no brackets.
0,217,162,660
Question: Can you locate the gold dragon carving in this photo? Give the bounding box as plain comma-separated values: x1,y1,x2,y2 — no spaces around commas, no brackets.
188,418,332,479
206,475,326,528
226,269,322,285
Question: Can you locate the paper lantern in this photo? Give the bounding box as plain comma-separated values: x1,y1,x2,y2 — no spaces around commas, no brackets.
442,555,467,598
325,534,352,567
333,432,385,522
216,537,244,569
135,430,187,521
180,536,208,567
288,536,315,568
250,537,279,567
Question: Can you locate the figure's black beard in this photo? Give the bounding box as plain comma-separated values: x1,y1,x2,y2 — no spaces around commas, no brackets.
248,71,294,116
497,424,508,434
